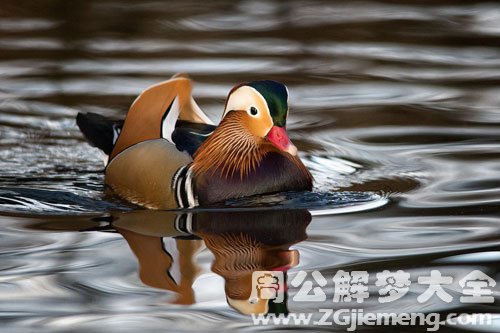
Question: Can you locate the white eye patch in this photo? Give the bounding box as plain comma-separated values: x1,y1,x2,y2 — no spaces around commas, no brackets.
223,86,269,118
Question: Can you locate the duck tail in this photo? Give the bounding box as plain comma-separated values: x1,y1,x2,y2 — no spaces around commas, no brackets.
76,112,123,155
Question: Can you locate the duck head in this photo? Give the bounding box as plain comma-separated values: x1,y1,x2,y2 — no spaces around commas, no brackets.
192,79,312,188
222,80,297,156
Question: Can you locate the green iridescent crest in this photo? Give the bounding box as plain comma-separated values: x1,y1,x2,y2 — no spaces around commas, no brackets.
247,80,288,127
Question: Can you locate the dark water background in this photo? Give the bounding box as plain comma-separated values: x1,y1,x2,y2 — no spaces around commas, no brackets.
1,1,499,332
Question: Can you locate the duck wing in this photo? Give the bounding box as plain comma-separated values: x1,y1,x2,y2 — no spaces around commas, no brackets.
172,120,216,156
110,73,213,160
103,74,214,209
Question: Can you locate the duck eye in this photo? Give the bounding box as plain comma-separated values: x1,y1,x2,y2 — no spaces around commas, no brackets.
250,106,258,115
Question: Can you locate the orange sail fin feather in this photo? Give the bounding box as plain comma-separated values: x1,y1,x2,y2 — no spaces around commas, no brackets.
111,74,213,160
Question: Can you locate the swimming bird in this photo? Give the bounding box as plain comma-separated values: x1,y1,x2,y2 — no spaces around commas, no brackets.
77,74,313,209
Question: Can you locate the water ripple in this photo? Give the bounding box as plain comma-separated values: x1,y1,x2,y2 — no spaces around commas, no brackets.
1,0,500,332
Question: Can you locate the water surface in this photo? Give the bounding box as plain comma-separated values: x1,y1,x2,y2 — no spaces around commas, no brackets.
1,1,499,332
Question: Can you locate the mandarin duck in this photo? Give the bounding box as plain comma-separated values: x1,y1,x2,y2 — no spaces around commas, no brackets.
77,74,313,209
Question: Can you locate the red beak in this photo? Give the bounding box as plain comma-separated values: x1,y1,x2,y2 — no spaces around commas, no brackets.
266,126,297,156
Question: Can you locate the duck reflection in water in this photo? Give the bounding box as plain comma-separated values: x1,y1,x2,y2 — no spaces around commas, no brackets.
111,208,311,314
